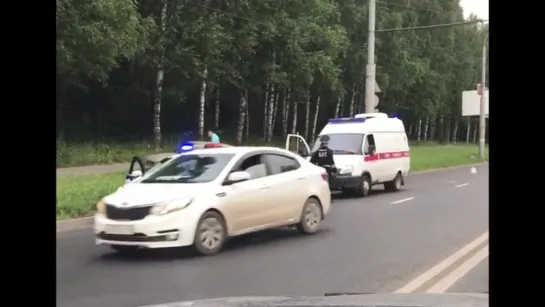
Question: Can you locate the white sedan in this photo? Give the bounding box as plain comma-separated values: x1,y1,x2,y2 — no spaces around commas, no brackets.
94,146,331,256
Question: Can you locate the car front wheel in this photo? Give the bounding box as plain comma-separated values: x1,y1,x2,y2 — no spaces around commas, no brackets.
193,211,227,256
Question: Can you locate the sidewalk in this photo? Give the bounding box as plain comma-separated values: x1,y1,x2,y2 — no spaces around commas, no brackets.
56,163,128,176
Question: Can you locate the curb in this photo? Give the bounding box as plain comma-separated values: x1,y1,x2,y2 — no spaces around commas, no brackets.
56,162,488,233
407,161,488,176
57,217,93,233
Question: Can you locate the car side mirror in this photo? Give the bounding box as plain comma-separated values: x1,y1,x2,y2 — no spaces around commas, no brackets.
225,171,251,185
131,170,143,177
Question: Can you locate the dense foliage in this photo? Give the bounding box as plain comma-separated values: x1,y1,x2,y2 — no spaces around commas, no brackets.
56,0,488,146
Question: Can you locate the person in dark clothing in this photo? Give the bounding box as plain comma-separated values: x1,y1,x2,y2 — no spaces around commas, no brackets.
310,135,336,189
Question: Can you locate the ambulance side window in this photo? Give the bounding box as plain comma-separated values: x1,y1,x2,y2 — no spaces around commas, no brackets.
364,134,376,155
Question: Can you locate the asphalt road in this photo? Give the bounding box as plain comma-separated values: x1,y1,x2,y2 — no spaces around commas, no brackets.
56,165,489,307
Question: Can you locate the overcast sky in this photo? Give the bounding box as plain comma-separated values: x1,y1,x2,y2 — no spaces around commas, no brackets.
460,0,488,19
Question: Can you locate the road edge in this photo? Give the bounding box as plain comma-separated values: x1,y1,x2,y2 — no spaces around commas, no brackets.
56,161,488,233
57,216,94,233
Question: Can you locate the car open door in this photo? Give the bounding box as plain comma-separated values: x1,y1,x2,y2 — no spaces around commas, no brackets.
285,134,311,158
126,156,145,183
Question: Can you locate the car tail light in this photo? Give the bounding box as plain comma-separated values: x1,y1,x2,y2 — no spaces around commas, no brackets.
321,172,328,182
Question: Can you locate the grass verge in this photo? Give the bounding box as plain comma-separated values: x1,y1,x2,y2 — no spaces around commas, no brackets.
56,144,489,220
56,136,286,168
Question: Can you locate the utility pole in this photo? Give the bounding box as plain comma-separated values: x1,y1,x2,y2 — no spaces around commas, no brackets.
364,0,376,113
478,33,488,160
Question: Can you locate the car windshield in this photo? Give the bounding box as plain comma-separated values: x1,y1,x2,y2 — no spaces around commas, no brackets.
311,133,364,155
140,153,234,184
145,157,173,175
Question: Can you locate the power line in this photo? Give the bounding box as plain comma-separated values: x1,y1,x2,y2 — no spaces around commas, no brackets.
376,19,487,33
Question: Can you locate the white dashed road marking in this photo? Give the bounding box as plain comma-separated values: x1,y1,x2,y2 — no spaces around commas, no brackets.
455,183,469,188
390,197,414,204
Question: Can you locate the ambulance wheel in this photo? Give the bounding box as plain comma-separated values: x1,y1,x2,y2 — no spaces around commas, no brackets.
384,172,403,192
354,174,372,197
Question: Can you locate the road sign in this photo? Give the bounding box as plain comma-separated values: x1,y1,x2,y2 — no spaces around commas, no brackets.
462,90,488,117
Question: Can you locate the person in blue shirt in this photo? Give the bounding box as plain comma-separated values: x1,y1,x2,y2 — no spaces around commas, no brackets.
208,130,220,143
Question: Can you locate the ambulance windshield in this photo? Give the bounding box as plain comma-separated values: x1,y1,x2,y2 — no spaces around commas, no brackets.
311,133,364,155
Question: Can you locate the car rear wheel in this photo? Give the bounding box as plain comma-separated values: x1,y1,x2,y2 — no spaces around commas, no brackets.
384,172,403,192
193,211,227,256
297,198,323,234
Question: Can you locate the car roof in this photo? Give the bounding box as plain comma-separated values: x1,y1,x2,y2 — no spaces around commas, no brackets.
184,146,289,156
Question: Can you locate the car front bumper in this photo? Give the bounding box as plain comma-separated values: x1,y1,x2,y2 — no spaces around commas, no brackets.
329,174,362,190
94,211,196,249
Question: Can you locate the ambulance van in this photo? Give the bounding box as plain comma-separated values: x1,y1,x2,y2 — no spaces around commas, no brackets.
285,112,410,197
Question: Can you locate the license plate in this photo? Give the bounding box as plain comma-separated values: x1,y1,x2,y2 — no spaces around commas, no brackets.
105,225,134,235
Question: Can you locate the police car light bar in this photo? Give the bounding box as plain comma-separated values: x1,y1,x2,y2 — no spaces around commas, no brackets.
328,117,366,124
177,142,194,153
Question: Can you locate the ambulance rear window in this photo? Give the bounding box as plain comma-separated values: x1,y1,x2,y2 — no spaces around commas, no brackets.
311,133,364,155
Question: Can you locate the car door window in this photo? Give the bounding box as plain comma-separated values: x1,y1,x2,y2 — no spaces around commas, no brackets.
364,134,376,155
264,154,301,175
230,154,268,180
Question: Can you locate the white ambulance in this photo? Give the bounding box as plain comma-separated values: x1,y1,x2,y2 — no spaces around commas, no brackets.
285,112,410,197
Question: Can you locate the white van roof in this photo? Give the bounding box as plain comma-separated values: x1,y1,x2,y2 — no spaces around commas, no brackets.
354,112,389,119
320,114,405,135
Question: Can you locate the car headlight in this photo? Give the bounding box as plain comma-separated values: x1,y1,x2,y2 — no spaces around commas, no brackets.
96,199,106,214
149,198,193,216
339,165,353,174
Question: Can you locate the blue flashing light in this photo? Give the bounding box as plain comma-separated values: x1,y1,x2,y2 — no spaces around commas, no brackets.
176,142,194,153
329,117,366,124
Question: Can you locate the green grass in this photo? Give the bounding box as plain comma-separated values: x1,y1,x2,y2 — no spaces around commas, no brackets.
56,144,489,220
56,136,286,168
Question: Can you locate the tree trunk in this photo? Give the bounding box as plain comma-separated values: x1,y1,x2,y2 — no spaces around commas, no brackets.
245,91,250,142
349,85,356,117
452,119,459,144
438,115,444,143
263,82,269,139
304,92,311,140
334,96,342,117
429,114,437,142
271,90,280,134
291,100,298,134
423,117,429,142
236,90,248,145
466,117,471,143
472,121,477,143
153,0,168,149
198,65,207,140
214,80,220,129
445,117,451,143
265,84,276,143
282,89,290,137
416,118,422,143
311,96,321,141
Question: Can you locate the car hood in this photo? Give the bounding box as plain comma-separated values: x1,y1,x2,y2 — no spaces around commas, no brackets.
139,293,488,307
104,183,211,206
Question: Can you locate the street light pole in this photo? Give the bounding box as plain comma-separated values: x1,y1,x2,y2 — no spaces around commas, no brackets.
364,0,376,113
478,33,488,160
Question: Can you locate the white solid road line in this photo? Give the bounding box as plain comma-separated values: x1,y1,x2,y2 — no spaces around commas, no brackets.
390,197,414,204
425,244,489,293
454,183,469,188
394,231,489,293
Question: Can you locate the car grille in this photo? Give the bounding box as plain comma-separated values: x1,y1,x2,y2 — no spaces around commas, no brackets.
106,204,151,221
